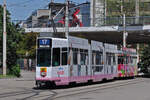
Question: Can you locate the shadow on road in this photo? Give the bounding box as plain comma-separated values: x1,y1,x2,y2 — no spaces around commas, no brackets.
32,79,116,90
33,77,139,91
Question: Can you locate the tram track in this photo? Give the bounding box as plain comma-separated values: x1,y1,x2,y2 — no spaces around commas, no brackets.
0,78,147,100
0,89,39,98
50,78,146,100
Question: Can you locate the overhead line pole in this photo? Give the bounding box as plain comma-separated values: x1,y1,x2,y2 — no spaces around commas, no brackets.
123,14,127,48
65,0,69,39
121,0,127,48
3,0,7,76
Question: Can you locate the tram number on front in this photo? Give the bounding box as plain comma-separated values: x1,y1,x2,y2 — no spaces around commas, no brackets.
39,39,51,48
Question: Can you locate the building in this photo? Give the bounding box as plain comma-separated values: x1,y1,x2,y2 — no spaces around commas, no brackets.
76,2,90,27
23,2,91,28
23,2,76,28
90,0,106,26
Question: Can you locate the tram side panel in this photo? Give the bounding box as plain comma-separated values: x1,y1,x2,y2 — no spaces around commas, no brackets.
68,36,90,83
104,43,118,80
50,38,70,85
91,41,105,82
130,54,138,77
117,48,138,78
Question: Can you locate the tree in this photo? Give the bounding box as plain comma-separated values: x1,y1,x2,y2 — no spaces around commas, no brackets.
0,5,23,74
17,32,39,59
138,44,150,74
107,0,142,17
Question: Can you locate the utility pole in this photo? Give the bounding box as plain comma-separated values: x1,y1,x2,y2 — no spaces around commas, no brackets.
120,0,124,25
3,0,7,76
65,0,69,39
90,0,94,26
135,0,139,24
120,0,123,15
120,0,127,48
49,0,53,20
123,14,127,48
104,0,107,25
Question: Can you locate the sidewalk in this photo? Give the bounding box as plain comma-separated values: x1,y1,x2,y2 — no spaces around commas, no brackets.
20,70,35,80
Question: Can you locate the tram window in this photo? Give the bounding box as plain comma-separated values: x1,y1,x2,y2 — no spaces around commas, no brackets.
126,56,129,64
106,53,111,65
130,57,133,64
132,57,137,65
62,48,67,51
80,49,88,65
108,56,111,65
113,55,116,65
81,53,86,65
118,56,123,64
96,52,102,65
92,52,96,65
62,48,68,65
37,49,51,67
73,48,78,65
52,48,60,66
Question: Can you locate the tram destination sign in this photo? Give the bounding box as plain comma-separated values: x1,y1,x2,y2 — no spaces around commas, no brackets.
38,39,52,48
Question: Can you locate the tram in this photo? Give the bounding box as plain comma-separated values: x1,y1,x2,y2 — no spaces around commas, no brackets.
118,48,138,77
35,36,137,87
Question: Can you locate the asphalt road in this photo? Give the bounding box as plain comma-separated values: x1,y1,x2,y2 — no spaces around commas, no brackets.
0,70,150,100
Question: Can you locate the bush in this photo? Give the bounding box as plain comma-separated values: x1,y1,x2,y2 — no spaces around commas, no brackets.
11,64,21,77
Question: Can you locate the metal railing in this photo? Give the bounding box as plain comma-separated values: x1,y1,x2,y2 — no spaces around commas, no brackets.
12,16,150,28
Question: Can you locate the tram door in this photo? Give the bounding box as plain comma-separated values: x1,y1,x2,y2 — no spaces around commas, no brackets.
92,52,96,75
79,49,89,76
106,53,116,75
106,53,111,75
92,51,104,75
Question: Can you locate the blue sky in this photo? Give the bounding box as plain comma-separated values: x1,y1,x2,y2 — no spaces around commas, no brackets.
0,0,90,21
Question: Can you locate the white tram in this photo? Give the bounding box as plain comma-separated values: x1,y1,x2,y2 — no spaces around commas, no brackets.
36,36,136,87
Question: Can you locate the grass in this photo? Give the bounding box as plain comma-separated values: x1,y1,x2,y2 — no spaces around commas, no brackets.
0,74,16,79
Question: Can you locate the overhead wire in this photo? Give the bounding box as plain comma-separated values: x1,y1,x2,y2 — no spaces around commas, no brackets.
10,0,89,21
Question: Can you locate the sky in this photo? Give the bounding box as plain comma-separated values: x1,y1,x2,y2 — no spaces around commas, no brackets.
0,0,90,21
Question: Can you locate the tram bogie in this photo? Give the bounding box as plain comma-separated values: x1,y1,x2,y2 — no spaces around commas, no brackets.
35,36,138,87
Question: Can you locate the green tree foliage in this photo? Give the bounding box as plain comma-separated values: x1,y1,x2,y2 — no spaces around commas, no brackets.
10,64,21,77
107,0,150,17
140,2,150,16
107,0,135,17
139,44,150,74
0,5,23,73
17,32,39,59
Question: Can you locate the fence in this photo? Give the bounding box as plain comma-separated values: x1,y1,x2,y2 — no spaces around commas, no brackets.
12,16,150,28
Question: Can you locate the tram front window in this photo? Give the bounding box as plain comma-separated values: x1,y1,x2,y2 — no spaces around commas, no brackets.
37,49,51,67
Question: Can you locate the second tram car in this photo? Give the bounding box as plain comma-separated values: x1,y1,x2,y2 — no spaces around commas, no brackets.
36,36,137,87
118,48,138,77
